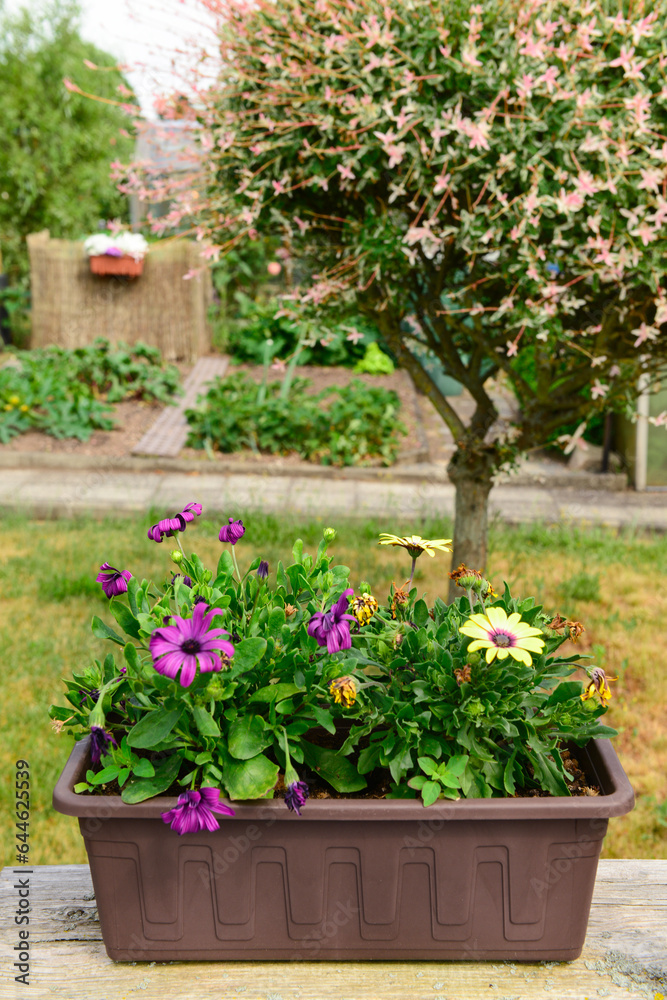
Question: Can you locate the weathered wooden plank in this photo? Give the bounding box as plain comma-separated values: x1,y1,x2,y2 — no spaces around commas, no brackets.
1,861,665,1000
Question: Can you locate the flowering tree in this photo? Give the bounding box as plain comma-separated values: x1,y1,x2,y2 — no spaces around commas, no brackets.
117,0,667,577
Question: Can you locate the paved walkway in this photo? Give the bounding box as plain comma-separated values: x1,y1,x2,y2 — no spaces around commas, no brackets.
1,462,666,529
132,356,229,457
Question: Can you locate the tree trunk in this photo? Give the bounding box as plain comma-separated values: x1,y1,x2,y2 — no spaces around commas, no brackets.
447,453,495,603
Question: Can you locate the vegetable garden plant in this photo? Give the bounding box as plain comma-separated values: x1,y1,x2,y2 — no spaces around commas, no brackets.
50,504,616,835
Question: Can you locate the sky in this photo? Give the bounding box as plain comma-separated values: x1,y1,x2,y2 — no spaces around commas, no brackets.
78,0,219,115
8,0,218,116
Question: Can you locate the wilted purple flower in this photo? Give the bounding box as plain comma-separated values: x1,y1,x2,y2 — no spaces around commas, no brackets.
79,688,99,705
256,560,269,580
161,788,235,835
149,601,235,687
89,726,117,765
147,502,203,543
171,573,193,588
219,517,245,544
307,588,356,654
285,780,309,816
96,562,132,598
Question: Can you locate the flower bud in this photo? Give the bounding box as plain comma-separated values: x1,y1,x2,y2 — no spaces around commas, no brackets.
323,527,337,543
171,549,183,564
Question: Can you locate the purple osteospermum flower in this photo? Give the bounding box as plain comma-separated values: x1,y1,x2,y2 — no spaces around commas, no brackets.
79,688,99,705
161,788,235,835
96,562,132,598
149,601,235,687
219,517,245,544
147,502,203,543
256,560,269,580
307,588,356,654
285,780,309,816
89,726,117,765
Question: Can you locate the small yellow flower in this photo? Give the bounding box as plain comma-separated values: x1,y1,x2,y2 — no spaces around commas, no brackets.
19,404,29,413
459,606,545,666
378,533,452,559
8,395,20,405
3,403,13,412
351,593,378,625
329,675,357,708
581,667,614,707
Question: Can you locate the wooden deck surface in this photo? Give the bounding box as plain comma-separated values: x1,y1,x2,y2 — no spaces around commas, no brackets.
0,860,665,1000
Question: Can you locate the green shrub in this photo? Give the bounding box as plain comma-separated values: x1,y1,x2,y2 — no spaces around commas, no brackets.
226,293,380,368
185,374,406,466
0,338,181,442
354,342,395,375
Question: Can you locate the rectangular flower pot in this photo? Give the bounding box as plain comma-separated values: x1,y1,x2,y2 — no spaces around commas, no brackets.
53,737,633,962
89,254,144,277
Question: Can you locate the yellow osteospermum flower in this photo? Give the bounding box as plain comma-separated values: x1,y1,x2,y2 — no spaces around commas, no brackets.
459,606,545,666
378,534,452,559
329,675,357,708
351,593,378,625
581,668,614,707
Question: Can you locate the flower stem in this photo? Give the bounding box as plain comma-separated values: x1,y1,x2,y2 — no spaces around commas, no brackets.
407,556,417,589
230,545,241,582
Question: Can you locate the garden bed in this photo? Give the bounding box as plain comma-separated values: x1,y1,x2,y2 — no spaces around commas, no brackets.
0,363,429,466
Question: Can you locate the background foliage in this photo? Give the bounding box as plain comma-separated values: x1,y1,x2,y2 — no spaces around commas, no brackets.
0,0,135,337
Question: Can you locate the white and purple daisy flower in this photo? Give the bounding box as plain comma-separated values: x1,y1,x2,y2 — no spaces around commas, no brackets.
147,502,203,543
161,788,235,835
96,563,132,598
149,602,235,687
307,588,356,654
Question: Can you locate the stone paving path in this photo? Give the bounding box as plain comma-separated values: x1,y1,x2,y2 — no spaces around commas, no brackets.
1,465,665,529
132,355,229,458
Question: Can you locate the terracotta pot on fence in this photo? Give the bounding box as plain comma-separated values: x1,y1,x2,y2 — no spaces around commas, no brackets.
89,254,145,278
52,736,634,963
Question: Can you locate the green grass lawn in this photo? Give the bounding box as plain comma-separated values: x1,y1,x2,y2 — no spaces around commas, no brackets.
1,510,666,866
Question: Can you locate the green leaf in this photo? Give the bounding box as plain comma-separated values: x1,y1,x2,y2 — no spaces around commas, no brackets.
228,715,272,759
417,756,438,777
545,681,584,707
126,576,140,616
132,759,155,778
73,782,92,793
357,742,383,774
276,561,290,591
91,615,125,646
127,708,182,749
311,706,336,734
192,705,220,738
88,765,119,785
301,741,367,793
121,754,182,803
250,682,304,703
292,538,304,564
503,753,517,796
230,637,267,676
216,549,235,581
413,599,429,628
223,753,279,800
267,606,286,638
109,599,142,640
421,780,442,807
123,642,140,672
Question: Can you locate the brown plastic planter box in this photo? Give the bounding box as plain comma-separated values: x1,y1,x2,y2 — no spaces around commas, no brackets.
53,737,633,963
89,254,144,277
